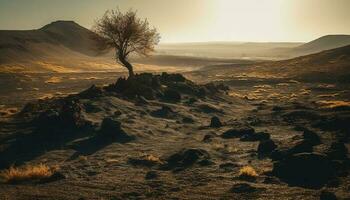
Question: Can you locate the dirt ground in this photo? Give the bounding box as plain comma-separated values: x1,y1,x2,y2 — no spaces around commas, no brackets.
0,71,349,200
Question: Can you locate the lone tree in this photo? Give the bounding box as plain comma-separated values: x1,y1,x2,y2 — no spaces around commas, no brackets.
93,9,160,77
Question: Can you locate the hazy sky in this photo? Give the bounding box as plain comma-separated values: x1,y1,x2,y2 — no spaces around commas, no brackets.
0,0,349,43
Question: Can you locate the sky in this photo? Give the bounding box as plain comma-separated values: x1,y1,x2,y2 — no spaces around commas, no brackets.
0,0,350,43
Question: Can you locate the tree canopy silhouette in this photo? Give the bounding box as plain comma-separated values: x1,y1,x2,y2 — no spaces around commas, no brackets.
93,9,160,77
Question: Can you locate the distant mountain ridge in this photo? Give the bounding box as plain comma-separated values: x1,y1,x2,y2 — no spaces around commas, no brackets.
292,34,350,55
0,20,98,61
0,20,350,73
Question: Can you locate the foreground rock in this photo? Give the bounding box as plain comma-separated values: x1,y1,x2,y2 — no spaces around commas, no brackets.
161,148,212,170
221,126,255,139
209,116,222,128
272,153,335,188
105,72,228,101
257,139,277,156
98,118,134,142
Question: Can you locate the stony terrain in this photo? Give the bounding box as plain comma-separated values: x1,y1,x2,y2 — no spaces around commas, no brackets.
0,72,349,200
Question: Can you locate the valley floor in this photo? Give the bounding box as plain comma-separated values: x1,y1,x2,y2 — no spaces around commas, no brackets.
0,71,349,200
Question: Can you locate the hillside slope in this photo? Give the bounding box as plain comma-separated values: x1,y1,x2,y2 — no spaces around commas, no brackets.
195,45,350,82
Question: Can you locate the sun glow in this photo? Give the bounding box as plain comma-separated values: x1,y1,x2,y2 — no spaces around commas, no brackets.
211,0,289,42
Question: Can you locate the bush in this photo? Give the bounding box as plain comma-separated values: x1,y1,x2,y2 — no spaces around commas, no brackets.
1,164,57,183
239,166,258,178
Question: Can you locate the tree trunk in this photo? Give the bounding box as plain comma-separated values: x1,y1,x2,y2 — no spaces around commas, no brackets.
119,56,134,78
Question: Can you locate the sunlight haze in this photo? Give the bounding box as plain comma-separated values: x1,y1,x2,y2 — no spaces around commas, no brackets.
0,0,350,43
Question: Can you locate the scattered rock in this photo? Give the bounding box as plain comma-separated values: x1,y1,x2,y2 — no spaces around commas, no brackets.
303,129,321,146
162,89,181,102
35,100,88,131
222,126,255,139
272,153,335,188
257,139,277,156
240,132,270,142
210,116,222,128
98,118,134,142
313,115,350,134
162,148,210,170
271,139,315,161
151,106,174,118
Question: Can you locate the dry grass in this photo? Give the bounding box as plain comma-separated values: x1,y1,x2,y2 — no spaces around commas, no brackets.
317,100,350,109
144,154,163,164
1,164,57,183
239,166,258,178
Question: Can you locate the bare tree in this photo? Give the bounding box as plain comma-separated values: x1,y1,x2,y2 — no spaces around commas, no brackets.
93,9,160,77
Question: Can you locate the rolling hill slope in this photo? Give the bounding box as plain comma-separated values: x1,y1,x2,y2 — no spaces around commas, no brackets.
197,44,350,82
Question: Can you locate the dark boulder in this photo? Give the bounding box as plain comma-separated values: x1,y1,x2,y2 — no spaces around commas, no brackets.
162,88,181,102
35,100,88,132
271,140,314,161
222,126,255,139
257,139,277,156
160,72,186,83
240,132,270,142
151,106,174,118
272,153,335,188
303,129,321,146
162,148,210,170
98,118,134,142
313,115,350,134
210,116,222,128
107,74,160,100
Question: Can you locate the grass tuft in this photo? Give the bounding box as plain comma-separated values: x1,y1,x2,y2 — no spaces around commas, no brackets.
1,164,57,183
239,166,258,178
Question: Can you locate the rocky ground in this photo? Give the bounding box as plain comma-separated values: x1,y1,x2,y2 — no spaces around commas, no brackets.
0,72,349,200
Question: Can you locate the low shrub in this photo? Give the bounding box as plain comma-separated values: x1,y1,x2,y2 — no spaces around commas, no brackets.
239,166,258,178
1,164,58,183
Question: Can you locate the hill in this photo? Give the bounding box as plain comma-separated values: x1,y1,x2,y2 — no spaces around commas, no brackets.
195,44,350,82
296,35,350,54
0,21,111,72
